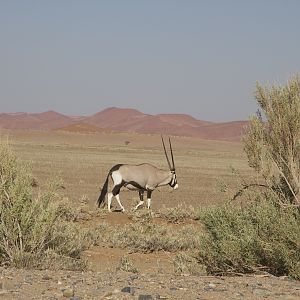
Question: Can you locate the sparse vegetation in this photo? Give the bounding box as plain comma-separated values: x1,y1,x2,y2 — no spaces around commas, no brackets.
117,255,138,273
127,209,155,224
0,138,92,270
173,252,206,276
5,79,300,281
103,223,200,253
127,204,198,224
157,204,198,224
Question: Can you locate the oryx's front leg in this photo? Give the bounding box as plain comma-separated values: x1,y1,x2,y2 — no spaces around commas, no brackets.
147,189,152,209
134,190,144,210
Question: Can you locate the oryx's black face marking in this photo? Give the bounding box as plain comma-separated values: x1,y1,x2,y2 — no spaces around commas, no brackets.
169,171,178,189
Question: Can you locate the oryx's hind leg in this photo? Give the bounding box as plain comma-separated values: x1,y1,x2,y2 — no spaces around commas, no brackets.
112,182,125,212
107,192,113,212
108,171,125,212
134,190,144,210
114,194,125,212
147,189,152,209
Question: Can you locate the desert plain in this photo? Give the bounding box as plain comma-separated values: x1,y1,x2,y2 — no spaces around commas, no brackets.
0,127,299,300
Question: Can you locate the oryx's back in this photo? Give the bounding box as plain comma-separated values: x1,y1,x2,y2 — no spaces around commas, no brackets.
119,163,166,189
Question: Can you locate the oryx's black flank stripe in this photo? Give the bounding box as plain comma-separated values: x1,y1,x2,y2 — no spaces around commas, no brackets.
124,181,145,190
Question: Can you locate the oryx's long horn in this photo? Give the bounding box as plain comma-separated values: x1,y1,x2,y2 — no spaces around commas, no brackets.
161,135,172,170
169,137,175,170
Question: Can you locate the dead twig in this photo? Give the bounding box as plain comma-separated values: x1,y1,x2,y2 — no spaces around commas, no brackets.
231,183,270,201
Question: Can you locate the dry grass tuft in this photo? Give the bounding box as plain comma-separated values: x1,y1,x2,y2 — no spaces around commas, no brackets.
105,223,200,253
173,252,206,276
117,255,138,273
157,204,198,224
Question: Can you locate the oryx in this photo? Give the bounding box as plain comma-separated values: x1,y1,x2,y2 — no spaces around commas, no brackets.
97,136,178,212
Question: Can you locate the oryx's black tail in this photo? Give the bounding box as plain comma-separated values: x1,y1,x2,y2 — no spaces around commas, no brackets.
97,174,109,207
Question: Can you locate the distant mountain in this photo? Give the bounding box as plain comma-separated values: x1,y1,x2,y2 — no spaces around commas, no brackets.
0,107,249,141
0,111,74,130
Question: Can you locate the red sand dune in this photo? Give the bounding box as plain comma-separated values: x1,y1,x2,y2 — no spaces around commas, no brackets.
55,122,112,134
0,107,249,141
85,107,146,129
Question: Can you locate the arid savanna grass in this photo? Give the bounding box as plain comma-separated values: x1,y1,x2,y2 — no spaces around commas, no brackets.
4,129,251,211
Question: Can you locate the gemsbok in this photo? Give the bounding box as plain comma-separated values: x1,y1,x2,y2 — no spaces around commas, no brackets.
97,136,178,211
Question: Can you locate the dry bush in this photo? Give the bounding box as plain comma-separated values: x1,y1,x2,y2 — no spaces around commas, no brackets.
157,204,198,224
197,197,300,278
106,223,200,253
0,138,92,270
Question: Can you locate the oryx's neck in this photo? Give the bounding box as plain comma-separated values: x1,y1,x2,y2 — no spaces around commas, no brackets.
156,169,172,187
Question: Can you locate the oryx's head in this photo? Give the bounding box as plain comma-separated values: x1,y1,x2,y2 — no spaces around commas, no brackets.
161,135,178,190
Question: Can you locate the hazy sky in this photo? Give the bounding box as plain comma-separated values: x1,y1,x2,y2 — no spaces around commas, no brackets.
1,1,300,121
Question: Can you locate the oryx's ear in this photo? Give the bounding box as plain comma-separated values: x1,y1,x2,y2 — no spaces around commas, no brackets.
161,135,172,170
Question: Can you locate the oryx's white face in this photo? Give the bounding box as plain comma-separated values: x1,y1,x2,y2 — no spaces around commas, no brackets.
169,170,178,190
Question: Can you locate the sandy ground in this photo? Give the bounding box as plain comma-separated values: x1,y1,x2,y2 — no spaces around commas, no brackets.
1,267,300,300
2,211,299,300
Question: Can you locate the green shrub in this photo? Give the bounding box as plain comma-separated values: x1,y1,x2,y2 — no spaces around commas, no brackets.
243,75,300,205
0,139,91,270
197,197,300,278
200,76,300,279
